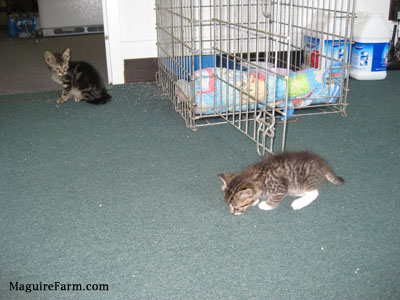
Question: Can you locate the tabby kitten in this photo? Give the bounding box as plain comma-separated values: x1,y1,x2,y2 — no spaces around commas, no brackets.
219,151,344,215
44,48,111,105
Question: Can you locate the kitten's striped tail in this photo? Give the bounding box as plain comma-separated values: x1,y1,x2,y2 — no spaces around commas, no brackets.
325,171,344,185
86,91,112,105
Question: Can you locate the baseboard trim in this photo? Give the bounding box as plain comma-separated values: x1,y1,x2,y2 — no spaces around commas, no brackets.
124,58,158,83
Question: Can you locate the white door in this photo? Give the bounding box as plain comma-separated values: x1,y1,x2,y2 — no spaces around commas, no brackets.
101,0,125,85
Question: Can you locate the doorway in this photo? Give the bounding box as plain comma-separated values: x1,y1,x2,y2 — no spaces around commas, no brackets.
0,0,108,96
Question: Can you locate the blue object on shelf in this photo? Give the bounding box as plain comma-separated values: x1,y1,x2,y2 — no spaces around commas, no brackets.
8,17,18,37
8,12,39,38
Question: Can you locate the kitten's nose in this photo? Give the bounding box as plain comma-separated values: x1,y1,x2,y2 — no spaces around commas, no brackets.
230,205,242,215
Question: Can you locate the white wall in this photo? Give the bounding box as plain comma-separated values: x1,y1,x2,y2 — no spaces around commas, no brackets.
356,0,392,22
119,0,157,59
102,0,156,84
103,0,395,85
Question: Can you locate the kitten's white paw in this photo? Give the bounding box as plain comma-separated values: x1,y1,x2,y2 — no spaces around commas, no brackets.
291,199,306,210
291,190,319,210
258,201,275,211
252,199,260,207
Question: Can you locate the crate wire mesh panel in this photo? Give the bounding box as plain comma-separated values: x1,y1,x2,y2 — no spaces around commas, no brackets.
155,0,355,155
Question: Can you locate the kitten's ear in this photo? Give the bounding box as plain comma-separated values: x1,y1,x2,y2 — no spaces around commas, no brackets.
238,188,254,200
63,48,71,61
218,173,235,191
44,51,56,66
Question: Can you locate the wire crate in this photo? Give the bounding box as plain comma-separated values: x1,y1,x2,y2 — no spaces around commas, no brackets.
155,0,355,155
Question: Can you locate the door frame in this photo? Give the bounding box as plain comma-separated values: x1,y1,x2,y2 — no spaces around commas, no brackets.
101,0,125,84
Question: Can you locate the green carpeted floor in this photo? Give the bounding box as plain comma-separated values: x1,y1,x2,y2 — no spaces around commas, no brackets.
1,73,399,300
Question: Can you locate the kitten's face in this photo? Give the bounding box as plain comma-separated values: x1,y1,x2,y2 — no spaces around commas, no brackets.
44,48,70,77
219,173,260,215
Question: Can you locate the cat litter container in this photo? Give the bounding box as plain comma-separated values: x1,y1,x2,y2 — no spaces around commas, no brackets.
303,11,351,69
350,12,391,80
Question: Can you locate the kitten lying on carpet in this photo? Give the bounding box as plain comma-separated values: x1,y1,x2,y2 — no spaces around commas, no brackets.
44,48,111,105
219,151,344,215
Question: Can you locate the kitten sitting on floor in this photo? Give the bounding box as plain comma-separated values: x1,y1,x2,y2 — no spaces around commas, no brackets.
44,48,111,105
219,151,344,215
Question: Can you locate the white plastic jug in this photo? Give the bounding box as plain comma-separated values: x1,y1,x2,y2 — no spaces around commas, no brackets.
350,12,391,80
